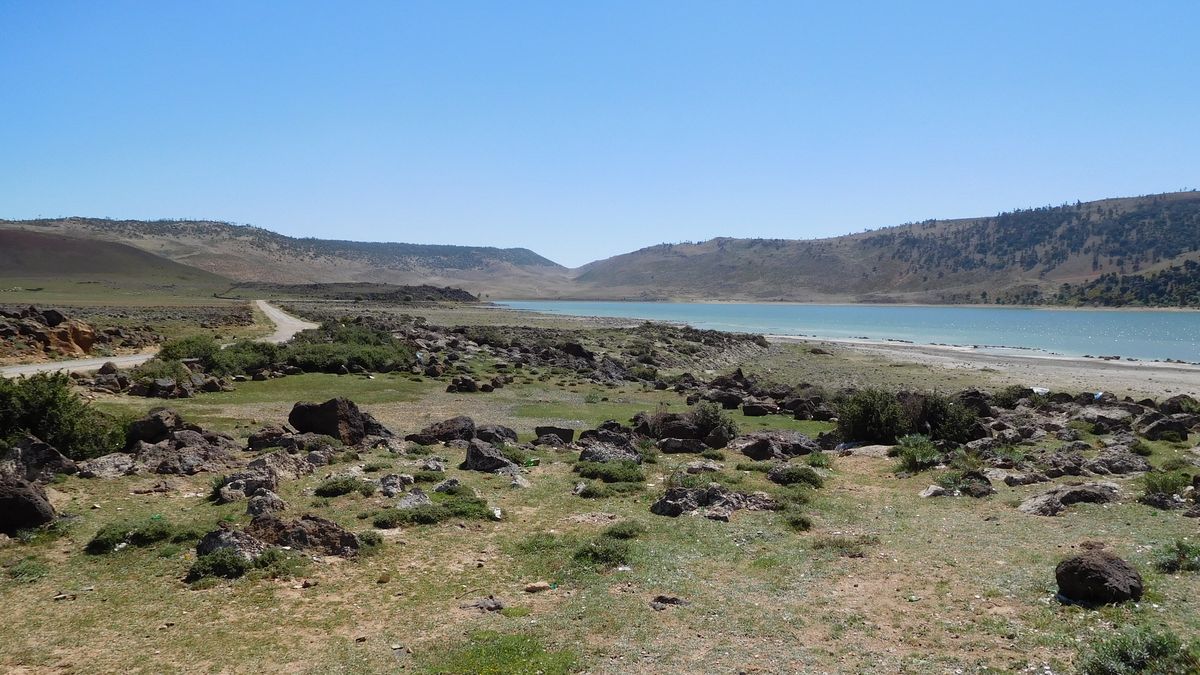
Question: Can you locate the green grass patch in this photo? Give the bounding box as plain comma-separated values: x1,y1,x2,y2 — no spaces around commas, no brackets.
573,460,644,483
423,631,580,674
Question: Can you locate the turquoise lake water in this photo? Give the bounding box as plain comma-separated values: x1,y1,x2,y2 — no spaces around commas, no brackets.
496,301,1200,363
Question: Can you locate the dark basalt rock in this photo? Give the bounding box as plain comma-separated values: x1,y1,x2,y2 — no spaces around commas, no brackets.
288,398,372,445
1056,550,1143,605
0,479,55,535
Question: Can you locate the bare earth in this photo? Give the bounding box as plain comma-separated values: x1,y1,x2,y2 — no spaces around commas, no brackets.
768,335,1200,399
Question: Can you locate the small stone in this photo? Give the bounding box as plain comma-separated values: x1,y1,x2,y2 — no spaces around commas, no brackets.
524,581,552,593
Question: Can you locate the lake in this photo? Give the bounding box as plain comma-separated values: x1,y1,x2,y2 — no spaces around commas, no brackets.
496,301,1200,363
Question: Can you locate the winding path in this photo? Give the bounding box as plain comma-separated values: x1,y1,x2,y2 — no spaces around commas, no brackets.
0,301,317,378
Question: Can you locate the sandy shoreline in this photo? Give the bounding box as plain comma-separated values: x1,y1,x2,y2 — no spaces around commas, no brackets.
768,335,1200,398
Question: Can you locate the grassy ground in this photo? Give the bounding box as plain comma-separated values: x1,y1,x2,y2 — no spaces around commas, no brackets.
4,369,1199,673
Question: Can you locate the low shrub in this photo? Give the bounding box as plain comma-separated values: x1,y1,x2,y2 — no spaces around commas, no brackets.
186,548,251,582
893,435,941,474
689,401,739,440
130,358,192,383
1159,458,1193,472
573,460,644,483
248,547,310,579
1142,471,1191,497
1076,625,1200,675
86,518,201,554
372,493,491,528
411,470,444,483
768,465,824,488
158,334,221,363
700,449,726,461
905,392,979,444
498,444,529,466
837,389,907,444
1153,539,1200,573
314,477,375,498
362,461,392,473
782,508,812,532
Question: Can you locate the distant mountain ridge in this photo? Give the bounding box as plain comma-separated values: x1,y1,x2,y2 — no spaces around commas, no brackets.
4,191,1199,306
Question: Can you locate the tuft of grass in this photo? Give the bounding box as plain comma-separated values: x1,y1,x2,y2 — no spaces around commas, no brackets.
1153,539,1200,574
362,461,392,473
735,461,774,473
782,508,812,532
423,631,580,674
7,556,50,583
576,481,644,499
573,460,644,484
187,548,252,582
805,452,832,469
1076,625,1200,675
372,492,491,528
699,449,726,461
600,521,646,540
314,476,375,498
573,538,631,568
893,435,941,474
812,535,880,558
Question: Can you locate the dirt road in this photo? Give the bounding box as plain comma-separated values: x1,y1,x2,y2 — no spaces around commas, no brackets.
0,301,316,378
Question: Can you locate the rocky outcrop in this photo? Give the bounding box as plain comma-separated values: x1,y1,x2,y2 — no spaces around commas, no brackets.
245,514,360,557
1056,550,1144,605
1018,483,1119,516
728,431,819,461
196,525,269,561
578,443,642,464
650,483,776,521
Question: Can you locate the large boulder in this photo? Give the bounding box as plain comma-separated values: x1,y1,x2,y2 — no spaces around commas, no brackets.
406,416,476,445
246,489,288,516
1018,483,1119,516
459,440,516,473
1136,413,1190,442
533,426,574,444
288,398,368,445
0,435,77,483
246,514,360,557
1159,394,1199,415
0,479,55,535
1056,550,1144,605
125,408,191,448
131,435,238,475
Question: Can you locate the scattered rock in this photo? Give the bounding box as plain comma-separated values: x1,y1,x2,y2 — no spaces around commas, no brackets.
0,435,77,484
650,483,776,521
406,416,477,445
524,581,552,593
0,479,56,535
919,485,949,498
649,595,690,610
246,514,360,557
246,489,288,516
288,398,376,445
459,440,517,473
195,525,268,561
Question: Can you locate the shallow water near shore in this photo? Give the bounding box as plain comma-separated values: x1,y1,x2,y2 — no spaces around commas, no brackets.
497,301,1200,362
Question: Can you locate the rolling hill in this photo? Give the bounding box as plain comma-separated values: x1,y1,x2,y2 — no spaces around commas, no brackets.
4,191,1200,306
0,218,570,299
566,191,1200,304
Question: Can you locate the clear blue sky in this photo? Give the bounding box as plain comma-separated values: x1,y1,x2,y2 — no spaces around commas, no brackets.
2,1,1197,267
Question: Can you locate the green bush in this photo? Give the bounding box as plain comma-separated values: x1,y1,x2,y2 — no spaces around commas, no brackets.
249,547,309,579
314,477,375,498
907,393,978,444
130,358,192,383
894,435,942,474
1076,625,1200,675
158,334,221,363
601,521,646,540
411,470,444,483
573,460,644,483
0,373,128,460
1142,471,1191,497
837,389,907,443
358,531,384,554
207,340,280,376
372,493,490,528
186,548,251,582
283,322,414,374
689,401,739,440
1153,540,1200,573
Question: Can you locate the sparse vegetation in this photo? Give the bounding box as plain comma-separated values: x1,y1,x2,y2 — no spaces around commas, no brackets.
1076,625,1200,675
1153,540,1200,573
893,434,941,473
573,460,644,483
